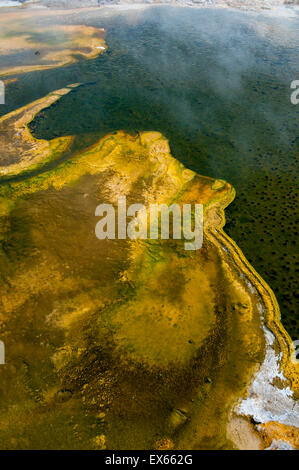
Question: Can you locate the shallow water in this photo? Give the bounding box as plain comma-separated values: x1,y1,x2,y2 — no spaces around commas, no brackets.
0,6,298,339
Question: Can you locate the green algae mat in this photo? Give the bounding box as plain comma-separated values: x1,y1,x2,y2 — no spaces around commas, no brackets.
1,7,297,341
0,90,298,449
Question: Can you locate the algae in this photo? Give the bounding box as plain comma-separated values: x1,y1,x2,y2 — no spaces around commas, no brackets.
0,89,297,449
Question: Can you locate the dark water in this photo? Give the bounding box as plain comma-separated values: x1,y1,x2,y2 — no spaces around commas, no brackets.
1,7,298,338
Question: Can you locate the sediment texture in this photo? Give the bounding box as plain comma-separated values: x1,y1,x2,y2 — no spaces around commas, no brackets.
0,89,297,449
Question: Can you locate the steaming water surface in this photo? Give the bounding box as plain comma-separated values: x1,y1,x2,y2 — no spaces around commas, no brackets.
0,6,298,338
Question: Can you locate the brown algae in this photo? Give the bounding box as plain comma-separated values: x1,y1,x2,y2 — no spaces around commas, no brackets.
0,90,297,450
